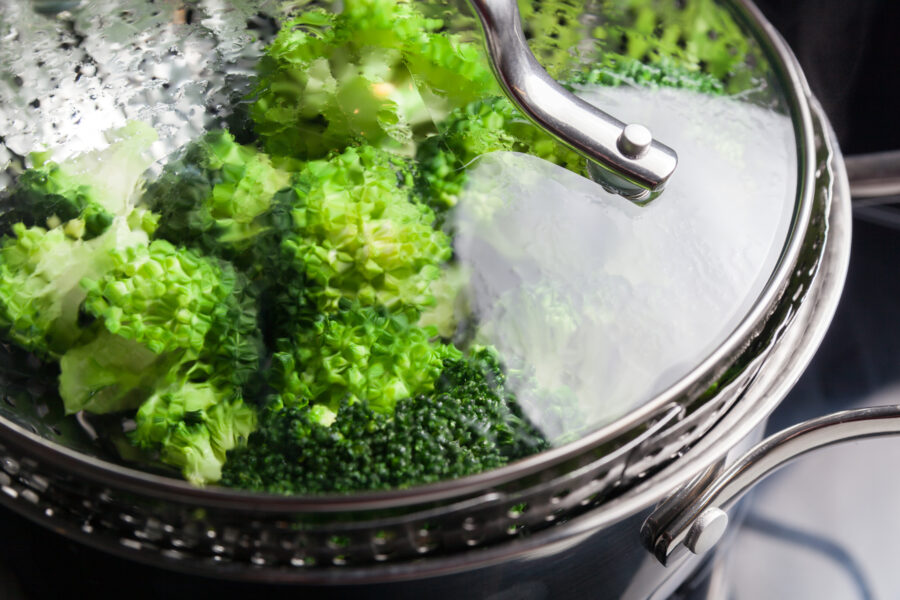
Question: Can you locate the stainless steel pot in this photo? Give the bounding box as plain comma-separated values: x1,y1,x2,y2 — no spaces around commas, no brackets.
0,0,863,596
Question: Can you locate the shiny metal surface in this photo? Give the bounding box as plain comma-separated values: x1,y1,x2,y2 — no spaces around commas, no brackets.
685,508,729,555
0,0,852,587
0,0,821,523
845,150,900,199
646,403,900,564
466,0,678,202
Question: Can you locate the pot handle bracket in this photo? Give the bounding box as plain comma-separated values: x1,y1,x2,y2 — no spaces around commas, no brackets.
641,404,900,566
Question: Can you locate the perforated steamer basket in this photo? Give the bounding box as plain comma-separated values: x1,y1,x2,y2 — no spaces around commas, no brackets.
0,0,850,593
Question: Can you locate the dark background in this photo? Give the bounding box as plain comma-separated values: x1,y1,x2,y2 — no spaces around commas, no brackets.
1,1,899,598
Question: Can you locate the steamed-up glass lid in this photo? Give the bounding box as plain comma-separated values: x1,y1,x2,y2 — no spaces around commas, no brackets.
0,0,798,493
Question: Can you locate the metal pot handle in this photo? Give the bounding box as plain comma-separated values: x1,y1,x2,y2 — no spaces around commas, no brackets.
641,404,900,566
466,0,678,203
846,150,900,199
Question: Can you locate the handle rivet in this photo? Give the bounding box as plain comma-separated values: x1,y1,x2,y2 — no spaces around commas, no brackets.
684,507,729,555
617,123,653,159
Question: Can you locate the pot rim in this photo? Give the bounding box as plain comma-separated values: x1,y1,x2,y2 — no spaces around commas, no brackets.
0,0,822,511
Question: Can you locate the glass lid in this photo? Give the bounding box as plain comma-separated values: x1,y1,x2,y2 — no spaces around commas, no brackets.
0,0,799,494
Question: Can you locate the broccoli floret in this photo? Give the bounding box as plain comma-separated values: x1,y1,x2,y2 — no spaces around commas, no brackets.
57,330,179,415
0,219,149,358
249,0,497,159
59,240,262,414
277,145,451,314
131,380,257,485
416,96,584,215
593,0,757,90
568,55,725,95
270,302,460,415
416,54,727,218
519,0,586,78
2,121,157,239
141,130,293,265
222,349,548,494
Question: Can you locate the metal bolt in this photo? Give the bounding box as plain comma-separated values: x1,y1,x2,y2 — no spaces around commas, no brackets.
617,123,653,159
684,507,729,555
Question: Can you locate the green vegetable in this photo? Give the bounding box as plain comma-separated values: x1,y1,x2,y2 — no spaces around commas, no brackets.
131,380,257,485
270,302,460,415
0,0,743,491
3,121,157,239
0,220,149,357
222,349,548,493
141,130,293,266
58,239,263,414
416,96,584,216
249,0,498,159
278,144,451,314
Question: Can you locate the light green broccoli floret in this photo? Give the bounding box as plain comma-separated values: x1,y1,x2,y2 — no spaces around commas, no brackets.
270,303,461,415
3,121,157,239
57,240,262,414
0,219,149,357
249,0,498,159
130,380,257,485
279,145,451,314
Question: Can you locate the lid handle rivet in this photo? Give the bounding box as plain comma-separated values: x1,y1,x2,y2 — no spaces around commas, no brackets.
617,124,654,159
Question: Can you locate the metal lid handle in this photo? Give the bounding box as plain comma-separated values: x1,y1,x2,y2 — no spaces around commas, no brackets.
467,0,678,203
641,404,900,565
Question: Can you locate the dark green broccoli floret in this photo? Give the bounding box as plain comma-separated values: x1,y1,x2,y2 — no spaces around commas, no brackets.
270,302,460,417
131,380,257,485
222,349,548,493
141,130,293,267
